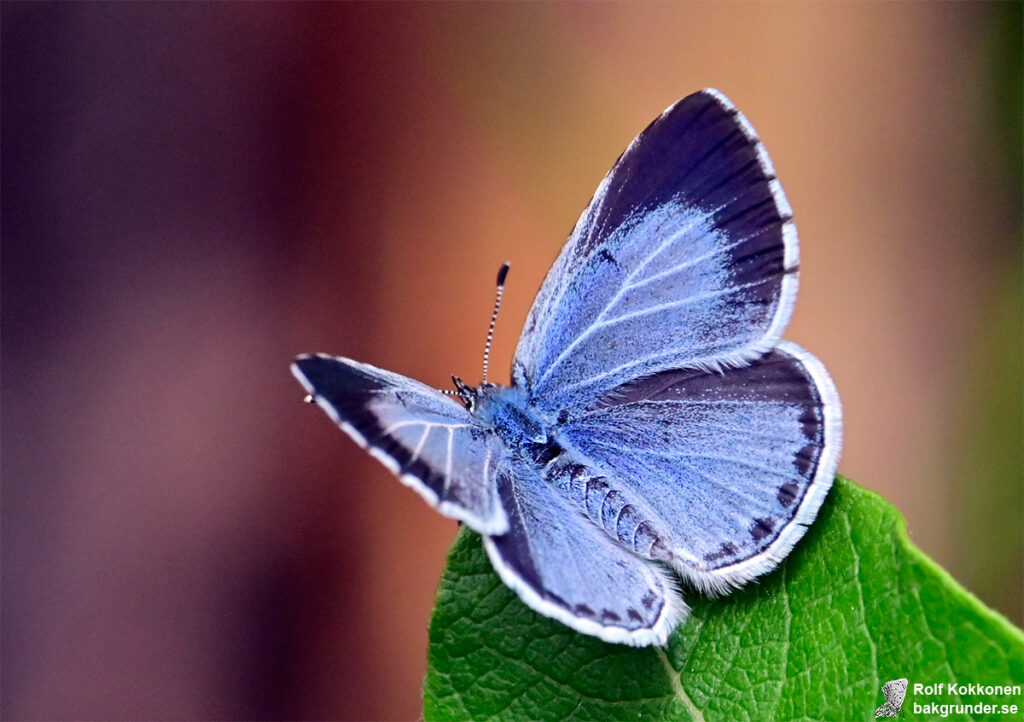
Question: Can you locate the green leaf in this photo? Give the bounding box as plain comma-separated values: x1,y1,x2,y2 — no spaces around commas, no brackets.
424,477,1024,721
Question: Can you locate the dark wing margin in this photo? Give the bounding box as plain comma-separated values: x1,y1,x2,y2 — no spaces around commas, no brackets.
292,354,508,535
513,89,798,413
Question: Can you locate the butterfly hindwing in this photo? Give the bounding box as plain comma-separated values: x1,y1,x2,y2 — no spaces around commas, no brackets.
292,355,508,535
484,457,685,646
514,89,798,413
559,341,841,593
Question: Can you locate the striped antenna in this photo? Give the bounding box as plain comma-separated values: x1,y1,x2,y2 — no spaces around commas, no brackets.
482,262,510,385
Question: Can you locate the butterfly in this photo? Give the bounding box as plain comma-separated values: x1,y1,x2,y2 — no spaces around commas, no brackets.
292,89,842,646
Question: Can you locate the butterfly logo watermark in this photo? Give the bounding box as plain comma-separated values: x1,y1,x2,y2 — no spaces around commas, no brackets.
875,678,908,718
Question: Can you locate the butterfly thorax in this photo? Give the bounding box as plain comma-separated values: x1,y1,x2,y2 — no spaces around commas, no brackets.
471,384,549,449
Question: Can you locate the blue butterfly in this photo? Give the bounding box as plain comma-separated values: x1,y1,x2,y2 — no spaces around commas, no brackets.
292,89,842,646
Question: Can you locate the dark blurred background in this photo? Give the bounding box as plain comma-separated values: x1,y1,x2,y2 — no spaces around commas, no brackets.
3,3,1021,720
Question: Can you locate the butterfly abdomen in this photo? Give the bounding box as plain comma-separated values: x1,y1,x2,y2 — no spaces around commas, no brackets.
555,462,674,562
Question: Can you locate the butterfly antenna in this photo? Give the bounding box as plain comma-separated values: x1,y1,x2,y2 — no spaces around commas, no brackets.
482,262,510,385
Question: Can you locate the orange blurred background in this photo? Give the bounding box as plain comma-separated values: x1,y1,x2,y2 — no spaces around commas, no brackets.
3,3,1020,720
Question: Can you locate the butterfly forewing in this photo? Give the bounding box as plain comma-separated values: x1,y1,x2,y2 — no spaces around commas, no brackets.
514,89,798,413
292,355,508,535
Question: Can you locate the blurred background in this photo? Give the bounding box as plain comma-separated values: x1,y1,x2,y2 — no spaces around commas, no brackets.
3,3,1021,720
